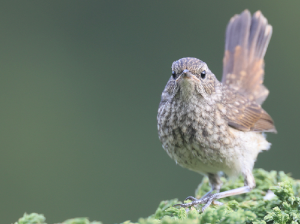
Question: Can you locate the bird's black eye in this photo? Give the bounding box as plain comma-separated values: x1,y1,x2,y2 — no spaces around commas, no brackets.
201,70,206,79
172,71,176,79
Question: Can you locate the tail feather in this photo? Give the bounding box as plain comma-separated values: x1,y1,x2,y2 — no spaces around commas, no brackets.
222,10,272,105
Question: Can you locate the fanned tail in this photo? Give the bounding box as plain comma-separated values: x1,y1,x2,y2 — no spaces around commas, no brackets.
222,10,272,105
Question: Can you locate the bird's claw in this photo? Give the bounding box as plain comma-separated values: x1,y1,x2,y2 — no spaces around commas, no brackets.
174,193,221,212
174,202,193,208
212,200,223,206
184,196,197,201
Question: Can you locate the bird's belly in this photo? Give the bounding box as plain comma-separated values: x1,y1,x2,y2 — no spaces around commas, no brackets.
162,128,271,177
157,99,269,177
162,135,234,175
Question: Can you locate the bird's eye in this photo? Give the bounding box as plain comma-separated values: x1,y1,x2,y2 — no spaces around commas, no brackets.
201,70,206,79
172,71,176,79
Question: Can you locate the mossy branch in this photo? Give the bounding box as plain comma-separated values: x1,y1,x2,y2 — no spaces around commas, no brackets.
14,169,300,224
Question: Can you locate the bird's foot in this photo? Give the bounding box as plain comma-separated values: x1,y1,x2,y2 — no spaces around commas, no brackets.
175,193,223,212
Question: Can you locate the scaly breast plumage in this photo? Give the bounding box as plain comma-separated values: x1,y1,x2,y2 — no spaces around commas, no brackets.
157,96,236,171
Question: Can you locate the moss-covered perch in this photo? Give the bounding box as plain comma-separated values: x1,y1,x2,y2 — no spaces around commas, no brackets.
14,169,300,224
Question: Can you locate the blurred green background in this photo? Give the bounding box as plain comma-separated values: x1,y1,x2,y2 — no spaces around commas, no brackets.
1,1,299,223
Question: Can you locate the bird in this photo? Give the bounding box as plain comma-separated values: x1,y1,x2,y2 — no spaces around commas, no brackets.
157,10,276,211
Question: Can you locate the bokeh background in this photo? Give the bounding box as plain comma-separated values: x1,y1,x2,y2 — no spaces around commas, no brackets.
1,1,299,223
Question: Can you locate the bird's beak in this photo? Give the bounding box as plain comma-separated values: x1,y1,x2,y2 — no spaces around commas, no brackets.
176,69,194,82
182,69,192,78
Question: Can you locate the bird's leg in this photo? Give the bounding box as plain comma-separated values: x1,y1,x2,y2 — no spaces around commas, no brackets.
175,173,223,210
201,173,223,199
243,169,256,189
185,173,222,202
175,171,255,212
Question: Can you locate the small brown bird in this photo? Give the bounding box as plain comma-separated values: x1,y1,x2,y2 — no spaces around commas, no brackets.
157,10,276,211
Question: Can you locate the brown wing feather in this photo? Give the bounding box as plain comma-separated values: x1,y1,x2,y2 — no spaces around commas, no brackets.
223,87,276,133
222,10,272,105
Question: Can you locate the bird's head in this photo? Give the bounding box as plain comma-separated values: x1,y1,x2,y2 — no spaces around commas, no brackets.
170,57,217,100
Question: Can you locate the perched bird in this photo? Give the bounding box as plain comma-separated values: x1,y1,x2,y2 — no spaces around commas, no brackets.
157,10,276,211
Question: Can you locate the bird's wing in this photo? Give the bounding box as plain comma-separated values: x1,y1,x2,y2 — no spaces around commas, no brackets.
221,87,276,133
222,10,272,105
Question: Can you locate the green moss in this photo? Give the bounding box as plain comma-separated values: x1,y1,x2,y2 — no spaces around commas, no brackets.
130,169,300,224
14,214,102,224
14,169,300,224
14,213,46,224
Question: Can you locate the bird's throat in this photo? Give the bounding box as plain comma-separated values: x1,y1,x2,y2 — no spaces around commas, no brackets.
178,79,198,101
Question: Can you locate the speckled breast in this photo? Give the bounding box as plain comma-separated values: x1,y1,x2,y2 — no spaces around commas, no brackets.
157,95,235,174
